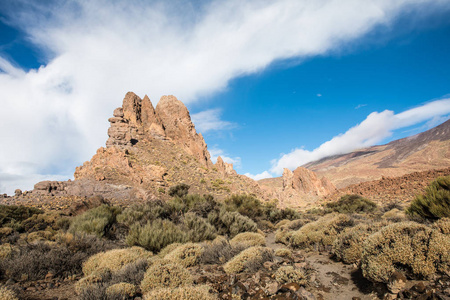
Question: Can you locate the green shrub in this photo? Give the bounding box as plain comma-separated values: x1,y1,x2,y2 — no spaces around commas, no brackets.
333,222,386,264
382,208,406,222
326,194,377,214
274,266,307,285
168,183,190,198
406,176,450,220
0,205,42,230
230,232,266,247
158,243,183,258
289,213,353,250
69,205,120,238
0,285,18,300
223,246,273,274
82,247,152,276
361,222,450,283
183,213,217,242
126,219,187,253
143,285,216,300
208,209,257,237
224,194,263,219
164,243,204,267
117,201,169,227
140,262,192,293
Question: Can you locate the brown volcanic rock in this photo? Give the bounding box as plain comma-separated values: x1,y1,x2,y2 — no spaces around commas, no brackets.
305,119,450,189
325,167,450,205
156,95,213,168
284,167,336,197
216,156,237,176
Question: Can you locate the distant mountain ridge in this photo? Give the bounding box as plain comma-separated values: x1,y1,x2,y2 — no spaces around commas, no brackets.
303,119,450,188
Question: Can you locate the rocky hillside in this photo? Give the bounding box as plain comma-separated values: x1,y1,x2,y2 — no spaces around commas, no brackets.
304,119,450,188
9,92,267,206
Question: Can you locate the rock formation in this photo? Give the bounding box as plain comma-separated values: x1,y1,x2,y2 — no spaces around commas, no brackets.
282,167,336,197
215,156,237,176
105,92,212,168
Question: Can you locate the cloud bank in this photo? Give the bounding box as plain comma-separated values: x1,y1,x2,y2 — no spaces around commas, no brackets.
270,99,450,175
0,0,449,193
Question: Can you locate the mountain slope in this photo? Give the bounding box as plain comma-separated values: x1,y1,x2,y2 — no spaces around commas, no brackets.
304,119,450,188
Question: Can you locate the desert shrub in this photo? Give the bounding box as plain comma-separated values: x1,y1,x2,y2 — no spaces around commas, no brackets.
382,208,406,222
275,219,310,244
75,273,108,295
164,243,204,267
183,213,217,242
168,183,190,198
69,205,120,238
275,227,292,245
289,213,353,250
332,222,386,264
274,248,293,259
106,282,137,299
117,201,170,227
230,232,266,247
77,283,108,300
200,236,248,265
208,209,257,237
26,230,54,243
83,247,152,276
223,246,273,274
110,259,148,286
143,285,216,300
224,194,263,219
361,222,450,283
126,219,187,253
0,285,18,300
326,194,377,214
432,217,450,235
274,266,307,285
0,205,42,229
406,176,450,220
21,211,64,232
1,235,117,281
140,262,192,293
158,243,183,257
275,219,291,229
262,200,301,223
257,219,275,231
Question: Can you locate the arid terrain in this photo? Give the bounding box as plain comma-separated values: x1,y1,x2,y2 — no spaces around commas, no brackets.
0,92,449,300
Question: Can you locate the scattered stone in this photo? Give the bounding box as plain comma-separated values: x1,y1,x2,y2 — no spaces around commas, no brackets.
387,271,407,294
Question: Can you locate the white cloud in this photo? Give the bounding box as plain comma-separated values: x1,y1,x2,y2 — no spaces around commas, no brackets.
355,104,367,109
191,109,235,133
270,98,450,174
0,0,448,193
244,171,273,181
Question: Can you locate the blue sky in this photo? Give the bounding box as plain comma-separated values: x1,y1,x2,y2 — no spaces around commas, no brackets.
1,0,450,193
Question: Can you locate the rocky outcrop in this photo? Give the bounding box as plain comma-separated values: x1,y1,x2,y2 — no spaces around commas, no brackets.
105,92,212,168
216,156,237,176
282,167,336,197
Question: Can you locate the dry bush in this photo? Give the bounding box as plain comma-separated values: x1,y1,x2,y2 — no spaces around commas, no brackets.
333,222,386,264
289,213,353,251
0,243,15,260
1,235,117,281
275,219,309,245
432,217,450,234
77,283,108,300
230,232,265,247
83,247,152,276
26,230,54,243
0,205,42,228
75,273,107,295
110,259,148,286
21,211,64,232
158,243,183,257
0,285,18,300
200,236,248,265
382,208,407,222
274,266,307,285
126,219,187,252
361,221,450,283
164,243,204,267
140,262,192,293
106,282,137,299
223,246,273,274
274,248,293,259
275,219,291,229
143,285,216,300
